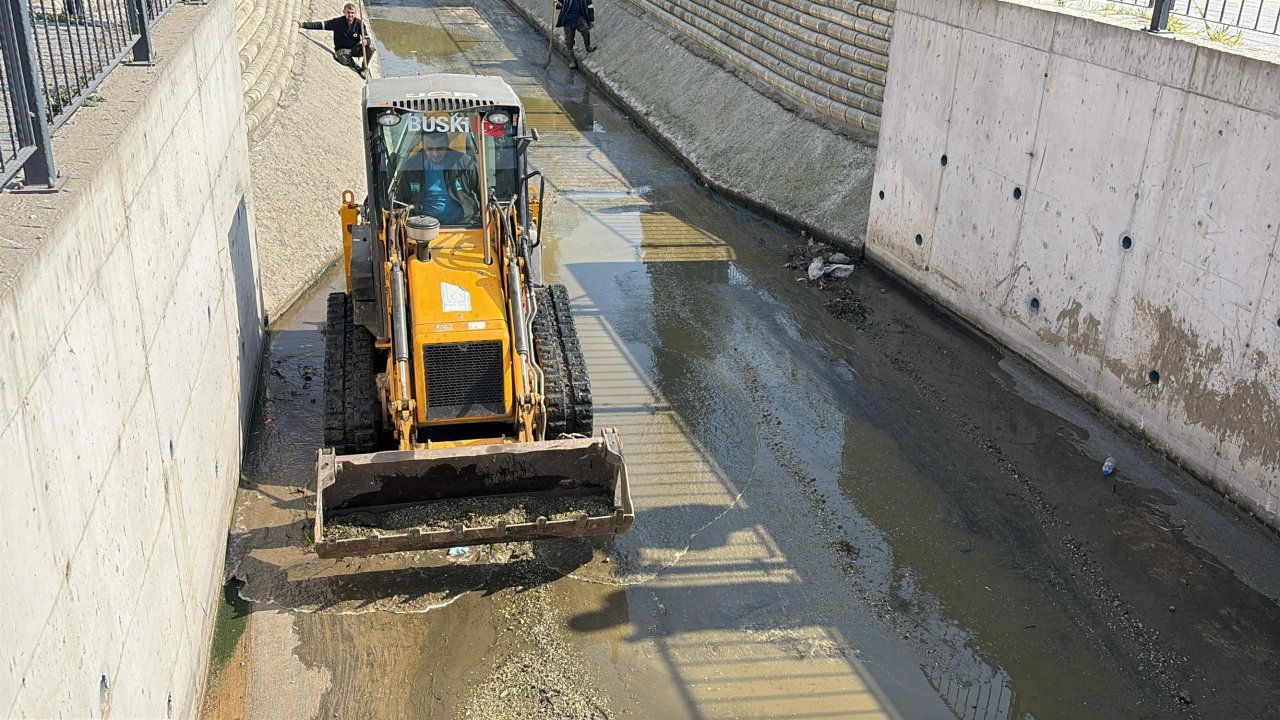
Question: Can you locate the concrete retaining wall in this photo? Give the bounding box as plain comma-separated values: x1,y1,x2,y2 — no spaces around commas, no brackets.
0,0,264,715
507,0,879,249
868,0,1280,527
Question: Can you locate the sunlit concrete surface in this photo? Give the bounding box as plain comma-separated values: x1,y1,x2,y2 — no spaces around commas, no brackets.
202,1,1280,718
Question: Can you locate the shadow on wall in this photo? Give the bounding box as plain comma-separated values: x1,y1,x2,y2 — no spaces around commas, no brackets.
227,195,266,428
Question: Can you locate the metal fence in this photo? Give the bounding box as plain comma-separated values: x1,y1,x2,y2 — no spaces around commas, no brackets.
1,0,185,189
1115,0,1280,34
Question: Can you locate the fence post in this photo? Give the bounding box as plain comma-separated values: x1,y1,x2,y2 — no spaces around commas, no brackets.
125,0,154,62
1148,0,1173,31
5,0,58,188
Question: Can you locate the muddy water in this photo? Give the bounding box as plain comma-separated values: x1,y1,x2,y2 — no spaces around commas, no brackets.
204,0,1280,718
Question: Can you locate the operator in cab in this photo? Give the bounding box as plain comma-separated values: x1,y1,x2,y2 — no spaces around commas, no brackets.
397,130,480,226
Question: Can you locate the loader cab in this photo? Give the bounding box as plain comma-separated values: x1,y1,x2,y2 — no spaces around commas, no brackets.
371,107,523,228
349,74,543,341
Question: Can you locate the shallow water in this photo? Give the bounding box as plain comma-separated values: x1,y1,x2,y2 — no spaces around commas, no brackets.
203,0,1280,717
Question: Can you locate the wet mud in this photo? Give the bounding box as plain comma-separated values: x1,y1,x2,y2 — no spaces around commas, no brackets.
201,0,1280,718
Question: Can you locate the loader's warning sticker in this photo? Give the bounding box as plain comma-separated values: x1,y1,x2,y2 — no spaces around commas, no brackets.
441,282,472,312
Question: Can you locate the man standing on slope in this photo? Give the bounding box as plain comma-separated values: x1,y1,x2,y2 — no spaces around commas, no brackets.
555,0,597,70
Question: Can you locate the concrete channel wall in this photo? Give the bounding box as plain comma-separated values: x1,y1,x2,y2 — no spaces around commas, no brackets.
0,0,264,716
868,0,1280,527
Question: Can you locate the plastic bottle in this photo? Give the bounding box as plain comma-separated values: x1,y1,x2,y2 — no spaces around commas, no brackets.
1101,457,1116,477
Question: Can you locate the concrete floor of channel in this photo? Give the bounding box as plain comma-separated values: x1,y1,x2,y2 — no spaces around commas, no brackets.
200,1,1280,718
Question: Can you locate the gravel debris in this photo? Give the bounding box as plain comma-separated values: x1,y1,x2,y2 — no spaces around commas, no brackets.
325,493,616,540
463,579,611,719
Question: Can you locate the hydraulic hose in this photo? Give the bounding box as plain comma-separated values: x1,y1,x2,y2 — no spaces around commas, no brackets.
391,263,411,407
508,246,530,359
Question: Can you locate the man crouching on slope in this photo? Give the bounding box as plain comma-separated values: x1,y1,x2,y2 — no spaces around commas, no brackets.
298,2,374,79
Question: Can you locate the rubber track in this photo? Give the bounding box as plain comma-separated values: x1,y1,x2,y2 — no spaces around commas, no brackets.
323,293,379,454
548,285,594,436
532,287,571,438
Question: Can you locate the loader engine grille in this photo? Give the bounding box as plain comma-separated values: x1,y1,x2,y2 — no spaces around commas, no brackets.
392,98,487,112
424,341,506,419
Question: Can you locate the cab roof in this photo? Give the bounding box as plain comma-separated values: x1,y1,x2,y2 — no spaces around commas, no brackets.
364,74,523,113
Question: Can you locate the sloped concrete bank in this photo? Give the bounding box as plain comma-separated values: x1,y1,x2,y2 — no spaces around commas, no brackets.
617,0,895,133
236,0,377,318
0,0,264,715
868,0,1280,528
505,0,879,251
236,0,310,142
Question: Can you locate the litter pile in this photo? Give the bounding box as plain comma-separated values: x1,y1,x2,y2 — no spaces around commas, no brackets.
786,240,868,322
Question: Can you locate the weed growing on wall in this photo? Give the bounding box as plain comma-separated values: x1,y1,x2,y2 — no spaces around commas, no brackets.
1194,3,1245,45
1094,3,1189,32
1045,0,1266,47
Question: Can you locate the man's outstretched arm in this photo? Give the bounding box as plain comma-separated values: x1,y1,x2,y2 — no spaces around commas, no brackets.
296,17,337,30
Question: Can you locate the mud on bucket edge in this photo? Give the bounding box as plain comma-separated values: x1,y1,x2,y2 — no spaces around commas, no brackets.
313,429,634,558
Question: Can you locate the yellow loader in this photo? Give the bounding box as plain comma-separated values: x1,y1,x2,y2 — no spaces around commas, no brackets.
314,73,633,559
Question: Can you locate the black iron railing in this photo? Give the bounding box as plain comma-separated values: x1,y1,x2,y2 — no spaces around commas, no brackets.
1111,0,1280,34
1,0,191,190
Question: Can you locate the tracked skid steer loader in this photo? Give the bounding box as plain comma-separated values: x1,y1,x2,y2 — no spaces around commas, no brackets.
314,74,633,560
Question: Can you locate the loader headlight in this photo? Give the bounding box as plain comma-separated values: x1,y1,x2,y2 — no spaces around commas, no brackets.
376,110,402,127
486,111,510,126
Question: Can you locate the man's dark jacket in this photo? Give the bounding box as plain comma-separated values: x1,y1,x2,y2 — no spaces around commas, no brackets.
302,16,366,51
555,0,594,27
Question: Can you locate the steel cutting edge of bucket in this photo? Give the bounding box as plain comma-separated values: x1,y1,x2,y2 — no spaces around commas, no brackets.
312,428,633,559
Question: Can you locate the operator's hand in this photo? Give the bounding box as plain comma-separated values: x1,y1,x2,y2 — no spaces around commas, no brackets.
296,20,303,28
588,22,594,28
360,37,368,45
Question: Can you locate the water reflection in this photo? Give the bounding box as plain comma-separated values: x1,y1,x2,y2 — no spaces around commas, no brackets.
374,20,479,63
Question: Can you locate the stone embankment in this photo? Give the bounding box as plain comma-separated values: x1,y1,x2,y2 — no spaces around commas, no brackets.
237,0,310,141
506,0,882,250
235,0,377,317
622,0,894,133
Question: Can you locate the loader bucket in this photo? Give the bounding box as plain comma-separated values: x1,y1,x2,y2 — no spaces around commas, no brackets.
313,429,634,559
